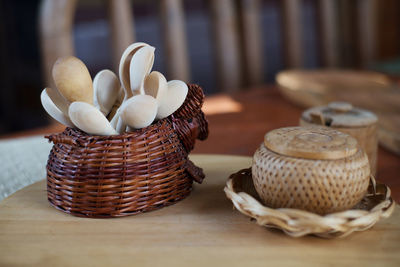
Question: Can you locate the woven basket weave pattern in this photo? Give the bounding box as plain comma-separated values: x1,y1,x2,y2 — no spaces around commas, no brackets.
225,168,395,238
47,121,192,218
172,84,208,152
46,84,208,218
174,84,205,120
252,144,370,214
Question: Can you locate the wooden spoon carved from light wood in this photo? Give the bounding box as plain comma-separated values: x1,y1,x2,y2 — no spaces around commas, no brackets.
143,71,168,105
118,42,148,98
52,56,93,104
108,88,125,127
45,87,70,116
156,80,188,119
40,89,74,127
120,95,158,130
129,46,155,95
93,69,121,116
69,102,118,136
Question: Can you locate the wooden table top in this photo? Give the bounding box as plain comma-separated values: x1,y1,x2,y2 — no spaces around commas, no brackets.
1,86,399,201
0,155,399,267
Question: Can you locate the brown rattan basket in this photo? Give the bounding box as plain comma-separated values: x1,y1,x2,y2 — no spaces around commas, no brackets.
45,84,208,218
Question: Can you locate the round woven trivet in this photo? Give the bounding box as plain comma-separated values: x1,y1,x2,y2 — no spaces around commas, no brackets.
224,168,395,238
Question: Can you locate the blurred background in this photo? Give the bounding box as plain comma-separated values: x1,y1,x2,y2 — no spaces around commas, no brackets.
0,0,400,135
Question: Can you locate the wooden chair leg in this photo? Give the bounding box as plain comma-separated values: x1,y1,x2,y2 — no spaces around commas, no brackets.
357,0,378,68
209,0,242,92
281,0,303,69
318,0,340,68
240,0,263,86
39,0,77,88
160,0,190,82
107,0,135,73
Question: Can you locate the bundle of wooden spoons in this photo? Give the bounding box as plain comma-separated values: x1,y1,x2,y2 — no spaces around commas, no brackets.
40,42,189,135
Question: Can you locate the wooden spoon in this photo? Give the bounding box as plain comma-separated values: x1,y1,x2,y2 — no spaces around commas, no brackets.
108,88,125,127
156,80,188,119
45,87,70,116
40,89,74,127
119,42,148,98
129,46,155,95
112,43,155,132
120,95,158,129
143,71,167,105
52,56,93,104
93,69,121,116
69,102,118,135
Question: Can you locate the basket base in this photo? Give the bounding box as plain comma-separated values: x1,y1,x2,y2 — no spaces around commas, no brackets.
47,185,193,218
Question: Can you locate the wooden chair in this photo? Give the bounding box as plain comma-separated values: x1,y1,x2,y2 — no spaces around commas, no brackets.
39,0,263,92
39,0,379,93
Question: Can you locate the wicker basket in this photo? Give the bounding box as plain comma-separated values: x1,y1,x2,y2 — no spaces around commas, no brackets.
45,84,208,218
253,127,371,215
225,168,395,238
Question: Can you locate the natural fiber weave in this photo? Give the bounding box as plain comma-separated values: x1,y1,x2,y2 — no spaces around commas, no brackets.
174,84,205,120
224,168,395,238
252,144,370,214
172,83,208,153
172,111,208,153
45,84,208,218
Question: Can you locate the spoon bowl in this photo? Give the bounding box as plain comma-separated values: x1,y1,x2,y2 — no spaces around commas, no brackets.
41,89,74,127
52,56,94,104
119,42,148,98
45,87,70,116
129,46,155,95
69,102,118,135
93,69,121,116
156,80,188,119
120,95,158,129
143,71,167,105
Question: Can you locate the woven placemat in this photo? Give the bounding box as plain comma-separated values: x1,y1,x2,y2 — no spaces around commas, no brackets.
0,136,52,201
224,168,395,238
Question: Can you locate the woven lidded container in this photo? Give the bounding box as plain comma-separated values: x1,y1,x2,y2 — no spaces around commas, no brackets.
46,84,208,218
300,102,378,176
252,126,370,215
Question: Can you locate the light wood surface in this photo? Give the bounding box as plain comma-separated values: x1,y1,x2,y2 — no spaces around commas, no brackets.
263,126,358,160
0,154,399,267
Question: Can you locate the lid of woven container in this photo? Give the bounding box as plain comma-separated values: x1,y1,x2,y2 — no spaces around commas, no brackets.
301,102,377,128
264,126,358,160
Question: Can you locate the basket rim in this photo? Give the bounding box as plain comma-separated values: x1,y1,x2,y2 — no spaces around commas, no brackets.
49,118,169,139
224,168,395,238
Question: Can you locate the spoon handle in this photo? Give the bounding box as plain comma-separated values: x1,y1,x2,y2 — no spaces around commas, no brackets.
115,118,127,134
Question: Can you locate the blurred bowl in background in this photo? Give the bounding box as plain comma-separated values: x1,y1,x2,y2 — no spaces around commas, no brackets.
276,69,400,156
276,70,394,109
